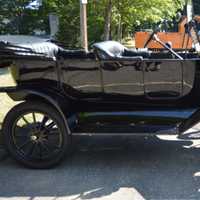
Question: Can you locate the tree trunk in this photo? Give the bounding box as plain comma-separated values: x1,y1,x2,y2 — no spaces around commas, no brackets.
117,15,122,42
103,0,112,41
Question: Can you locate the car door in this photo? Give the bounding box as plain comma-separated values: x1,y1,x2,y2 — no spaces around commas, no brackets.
143,60,183,99
101,60,144,96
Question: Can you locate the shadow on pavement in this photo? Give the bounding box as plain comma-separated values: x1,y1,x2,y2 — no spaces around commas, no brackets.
0,124,8,162
0,134,200,199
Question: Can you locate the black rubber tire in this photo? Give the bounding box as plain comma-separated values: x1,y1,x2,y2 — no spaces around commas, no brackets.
2,101,71,169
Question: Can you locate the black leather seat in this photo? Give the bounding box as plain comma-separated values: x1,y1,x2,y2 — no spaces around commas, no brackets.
17,42,95,59
24,42,59,58
57,49,95,59
93,41,151,60
124,48,151,58
93,41,126,59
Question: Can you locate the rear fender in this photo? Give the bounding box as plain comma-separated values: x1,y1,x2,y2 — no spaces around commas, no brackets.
6,87,72,135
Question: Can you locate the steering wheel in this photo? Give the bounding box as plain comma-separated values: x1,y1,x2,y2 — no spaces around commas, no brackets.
144,30,157,48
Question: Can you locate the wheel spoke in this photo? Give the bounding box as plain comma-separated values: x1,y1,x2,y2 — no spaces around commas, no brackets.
18,140,32,150
40,116,49,130
48,129,59,136
32,112,36,124
38,143,43,159
44,140,60,151
41,141,50,153
50,144,60,151
15,126,30,137
26,143,36,157
15,135,28,138
32,113,39,132
22,116,30,125
46,121,56,130
39,141,51,159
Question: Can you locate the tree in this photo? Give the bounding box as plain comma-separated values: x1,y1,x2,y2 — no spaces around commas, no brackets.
0,0,44,34
0,0,186,47
110,0,185,39
103,0,112,40
193,0,200,15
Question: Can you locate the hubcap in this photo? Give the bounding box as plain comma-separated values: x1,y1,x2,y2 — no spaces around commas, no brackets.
30,135,38,141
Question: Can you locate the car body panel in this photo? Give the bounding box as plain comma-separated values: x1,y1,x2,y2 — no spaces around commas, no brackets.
1,33,200,135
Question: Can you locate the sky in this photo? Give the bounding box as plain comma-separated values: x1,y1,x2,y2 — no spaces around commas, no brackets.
26,0,42,9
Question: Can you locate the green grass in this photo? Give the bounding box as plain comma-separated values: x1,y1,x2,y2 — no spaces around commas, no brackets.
0,73,16,116
122,37,135,48
0,71,17,144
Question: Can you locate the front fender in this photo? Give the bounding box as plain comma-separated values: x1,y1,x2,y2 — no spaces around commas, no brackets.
6,86,73,135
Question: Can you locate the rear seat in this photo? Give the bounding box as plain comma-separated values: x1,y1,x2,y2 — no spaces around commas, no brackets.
57,48,95,59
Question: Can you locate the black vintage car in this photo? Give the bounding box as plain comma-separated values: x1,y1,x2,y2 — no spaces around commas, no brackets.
0,19,200,168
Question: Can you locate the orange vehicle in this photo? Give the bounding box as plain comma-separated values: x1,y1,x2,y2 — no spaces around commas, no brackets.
135,16,196,50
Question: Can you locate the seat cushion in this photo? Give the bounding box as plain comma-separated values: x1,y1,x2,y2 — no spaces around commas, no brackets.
22,42,59,57
93,41,152,59
124,49,151,58
93,41,126,59
57,49,95,59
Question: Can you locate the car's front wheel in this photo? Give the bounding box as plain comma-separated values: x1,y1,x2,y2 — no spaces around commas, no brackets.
3,101,71,169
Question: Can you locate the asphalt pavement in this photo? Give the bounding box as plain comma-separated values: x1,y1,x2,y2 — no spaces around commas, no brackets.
1,129,200,200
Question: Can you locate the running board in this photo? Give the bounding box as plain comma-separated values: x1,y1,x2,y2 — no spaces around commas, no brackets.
72,130,178,136
68,111,186,136
72,124,178,136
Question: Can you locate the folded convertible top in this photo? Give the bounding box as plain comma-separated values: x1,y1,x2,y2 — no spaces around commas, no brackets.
0,41,59,58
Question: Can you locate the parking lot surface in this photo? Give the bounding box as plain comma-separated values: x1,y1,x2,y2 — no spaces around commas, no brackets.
1,127,200,200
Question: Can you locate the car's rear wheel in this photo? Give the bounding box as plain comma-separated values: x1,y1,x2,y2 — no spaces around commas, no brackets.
3,101,71,169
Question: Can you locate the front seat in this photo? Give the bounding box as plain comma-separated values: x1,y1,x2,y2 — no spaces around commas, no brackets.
93,41,151,60
93,41,126,59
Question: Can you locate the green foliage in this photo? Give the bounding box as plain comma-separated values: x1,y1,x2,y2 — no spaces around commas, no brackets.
0,0,185,46
193,0,200,15
111,0,185,36
0,0,43,34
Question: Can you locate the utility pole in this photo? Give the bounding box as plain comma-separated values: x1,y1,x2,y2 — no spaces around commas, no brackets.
49,13,59,38
80,0,88,52
187,0,194,22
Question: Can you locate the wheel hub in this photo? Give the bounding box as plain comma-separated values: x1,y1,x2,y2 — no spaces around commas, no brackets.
30,130,47,142
30,135,38,141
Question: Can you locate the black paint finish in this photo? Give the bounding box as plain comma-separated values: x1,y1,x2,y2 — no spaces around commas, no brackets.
1,38,200,135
